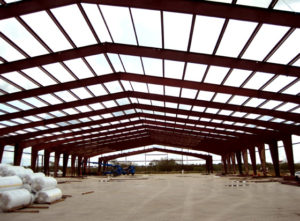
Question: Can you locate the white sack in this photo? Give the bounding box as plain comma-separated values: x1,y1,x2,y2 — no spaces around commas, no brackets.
23,172,45,185
0,164,12,177
0,189,33,211
36,188,62,204
31,177,57,192
0,176,23,192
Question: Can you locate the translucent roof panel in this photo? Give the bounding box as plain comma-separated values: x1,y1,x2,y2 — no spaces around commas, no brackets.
268,29,300,64
51,4,97,47
243,72,274,90
85,54,112,76
165,86,180,97
0,79,21,93
282,80,300,95
88,84,107,96
274,0,300,13
22,67,57,86
181,88,198,99
104,81,123,93
131,8,161,48
224,69,252,87
184,63,207,82
64,58,94,79
0,37,25,62
148,84,164,95
131,82,148,93
163,12,193,51
81,3,112,43
43,63,76,83
213,93,232,103
21,11,72,52
165,60,185,79
3,72,38,90
107,53,124,72
190,15,225,54
204,66,229,84
216,19,257,58
142,57,163,77
242,24,289,61
100,5,137,45
120,55,144,74
197,91,215,101
263,75,296,92
236,0,272,8
0,18,48,57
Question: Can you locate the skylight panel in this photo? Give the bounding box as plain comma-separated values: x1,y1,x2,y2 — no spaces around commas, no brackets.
165,86,180,97
179,104,192,110
54,91,77,102
190,15,225,54
205,108,219,114
43,63,76,83
76,105,91,113
0,18,48,57
50,110,66,117
229,95,249,105
102,101,117,108
181,88,198,99
260,100,282,110
104,81,123,93
0,79,21,93
243,72,274,90
89,103,103,111
165,102,177,109
224,69,252,87
138,99,151,105
242,24,289,61
116,98,130,106
0,38,25,62
25,116,41,122
204,66,229,84
1,121,17,127
81,3,112,42
216,19,257,58
152,100,164,107
131,8,161,48
276,102,298,112
120,80,132,91
64,58,94,79
22,67,57,86
148,84,163,95
164,12,193,51
51,4,97,47
90,115,102,120
274,0,300,13
23,97,47,108
219,110,233,116
263,75,296,92
21,11,72,52
184,63,207,82
237,0,272,8
124,110,135,115
88,84,107,96
85,54,112,76
100,5,136,45
192,106,205,112
37,113,53,120
244,98,266,108
165,60,185,79
142,57,163,77
71,87,93,99
245,113,260,119
39,94,62,105
213,93,231,103
120,55,143,74
268,29,300,64
130,98,138,103
3,72,38,90
63,108,79,115
282,80,300,95
107,54,124,72
197,91,214,101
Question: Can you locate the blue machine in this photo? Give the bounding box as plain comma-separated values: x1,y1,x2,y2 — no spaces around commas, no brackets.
102,163,135,176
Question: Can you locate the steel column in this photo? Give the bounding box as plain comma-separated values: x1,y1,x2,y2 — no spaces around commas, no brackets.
282,135,295,176
31,149,38,172
62,153,69,177
235,151,243,175
257,143,267,176
0,145,4,163
13,143,23,166
77,156,83,176
269,141,280,177
83,158,88,175
71,155,76,176
98,158,102,175
44,150,50,176
249,146,257,175
242,149,249,175
231,153,236,174
222,155,228,174
54,152,60,177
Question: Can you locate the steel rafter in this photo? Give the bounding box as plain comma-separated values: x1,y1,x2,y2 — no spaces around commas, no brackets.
1,43,299,77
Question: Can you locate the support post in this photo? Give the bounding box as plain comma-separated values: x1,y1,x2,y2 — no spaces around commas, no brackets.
242,149,249,175
235,151,243,175
83,158,88,175
98,158,102,175
257,144,267,176
14,143,23,166
44,150,50,176
222,155,228,174
226,155,231,173
249,146,257,175
282,135,295,176
71,155,76,176
54,152,60,177
62,153,69,177
231,153,236,174
0,145,4,163
269,141,280,177
77,156,83,176
31,149,38,172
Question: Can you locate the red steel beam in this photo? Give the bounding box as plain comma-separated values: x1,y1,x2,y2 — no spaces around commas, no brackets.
0,72,298,105
1,43,299,77
1,0,300,28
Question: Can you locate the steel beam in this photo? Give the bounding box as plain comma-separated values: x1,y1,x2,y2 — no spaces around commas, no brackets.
31,149,37,172
242,149,249,175
62,153,69,177
0,145,4,163
268,141,280,177
235,151,243,175
13,143,23,166
1,0,300,28
249,146,257,175
1,43,299,77
282,135,295,176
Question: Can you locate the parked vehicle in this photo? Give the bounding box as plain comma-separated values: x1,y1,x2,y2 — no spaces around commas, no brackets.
295,171,300,180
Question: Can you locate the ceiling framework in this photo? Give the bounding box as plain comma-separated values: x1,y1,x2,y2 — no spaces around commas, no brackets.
0,0,299,159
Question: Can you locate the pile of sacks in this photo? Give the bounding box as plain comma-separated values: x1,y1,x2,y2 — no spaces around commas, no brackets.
0,164,62,212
